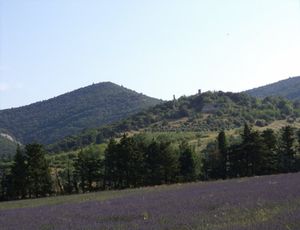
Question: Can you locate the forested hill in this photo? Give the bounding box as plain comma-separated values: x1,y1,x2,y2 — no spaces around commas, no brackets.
49,91,300,152
0,82,161,145
245,76,300,100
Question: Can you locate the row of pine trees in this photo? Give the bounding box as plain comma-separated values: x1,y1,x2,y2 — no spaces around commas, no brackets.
203,124,300,179
0,135,195,201
1,125,300,201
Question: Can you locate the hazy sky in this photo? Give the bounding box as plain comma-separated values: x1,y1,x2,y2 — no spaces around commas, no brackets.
1,0,300,109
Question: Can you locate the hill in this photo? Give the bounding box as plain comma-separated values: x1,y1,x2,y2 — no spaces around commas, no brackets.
0,82,161,146
49,91,300,152
245,76,300,100
1,172,300,229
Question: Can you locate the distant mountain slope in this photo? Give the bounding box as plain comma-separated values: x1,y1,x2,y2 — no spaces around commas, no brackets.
245,76,300,100
49,91,300,152
0,82,161,145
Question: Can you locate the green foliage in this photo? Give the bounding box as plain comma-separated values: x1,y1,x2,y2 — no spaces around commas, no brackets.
246,76,300,100
26,144,52,198
50,91,300,153
261,129,278,174
179,141,196,182
4,124,300,202
278,126,296,172
10,146,27,198
104,135,180,189
203,124,300,180
0,82,161,145
73,147,103,192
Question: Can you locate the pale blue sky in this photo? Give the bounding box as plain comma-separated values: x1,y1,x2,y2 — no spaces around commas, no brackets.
1,0,300,109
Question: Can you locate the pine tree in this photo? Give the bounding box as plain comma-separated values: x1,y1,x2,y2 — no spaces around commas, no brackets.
0,166,12,200
159,141,179,184
74,146,102,192
145,140,162,185
125,138,145,187
279,126,296,173
217,131,228,179
179,141,195,182
11,146,27,199
261,129,279,174
241,123,252,176
26,144,52,198
104,139,119,189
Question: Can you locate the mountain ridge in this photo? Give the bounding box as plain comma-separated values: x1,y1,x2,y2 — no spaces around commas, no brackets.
245,76,300,100
0,82,162,146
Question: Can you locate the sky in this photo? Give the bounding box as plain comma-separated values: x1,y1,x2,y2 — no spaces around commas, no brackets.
1,0,300,109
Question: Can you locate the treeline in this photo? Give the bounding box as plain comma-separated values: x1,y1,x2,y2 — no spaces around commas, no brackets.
2,124,300,202
203,124,300,179
0,135,196,201
0,144,52,200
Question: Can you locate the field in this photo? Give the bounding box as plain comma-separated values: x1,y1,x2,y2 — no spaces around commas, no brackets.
1,173,300,230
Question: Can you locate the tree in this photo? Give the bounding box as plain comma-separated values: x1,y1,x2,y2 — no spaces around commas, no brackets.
159,141,179,184
240,124,265,176
261,129,279,174
179,141,195,182
104,139,119,189
11,146,27,199
217,131,228,179
123,137,145,187
0,165,12,201
240,123,253,176
26,144,52,198
145,140,162,185
279,126,296,172
74,146,103,192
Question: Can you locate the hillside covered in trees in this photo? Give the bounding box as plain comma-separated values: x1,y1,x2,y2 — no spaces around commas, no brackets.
0,82,161,146
246,76,300,100
49,91,300,152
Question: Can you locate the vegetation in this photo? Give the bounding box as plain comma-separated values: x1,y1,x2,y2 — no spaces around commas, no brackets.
1,144,52,200
246,76,300,100
0,82,161,146
202,124,300,180
2,124,300,202
49,91,300,152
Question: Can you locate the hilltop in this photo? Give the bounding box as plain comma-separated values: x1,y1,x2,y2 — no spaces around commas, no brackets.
245,76,300,100
0,82,161,147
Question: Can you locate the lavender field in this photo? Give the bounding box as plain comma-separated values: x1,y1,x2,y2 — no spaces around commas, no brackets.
1,173,300,230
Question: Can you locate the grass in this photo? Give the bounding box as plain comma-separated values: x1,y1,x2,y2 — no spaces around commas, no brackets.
0,183,189,211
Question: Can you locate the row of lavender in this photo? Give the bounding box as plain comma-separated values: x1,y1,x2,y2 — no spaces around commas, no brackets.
1,172,300,229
